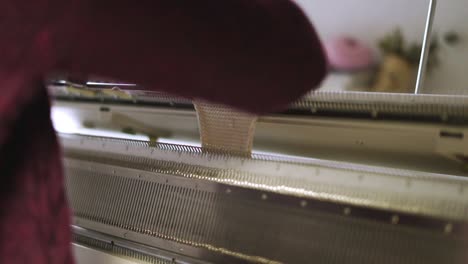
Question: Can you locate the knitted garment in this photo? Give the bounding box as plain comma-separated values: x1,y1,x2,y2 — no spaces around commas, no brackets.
0,1,326,263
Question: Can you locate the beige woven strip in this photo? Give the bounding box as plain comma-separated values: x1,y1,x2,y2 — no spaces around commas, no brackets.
194,101,258,155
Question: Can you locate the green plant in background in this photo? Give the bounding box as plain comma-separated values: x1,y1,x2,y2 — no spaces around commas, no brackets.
378,28,461,72
379,28,405,57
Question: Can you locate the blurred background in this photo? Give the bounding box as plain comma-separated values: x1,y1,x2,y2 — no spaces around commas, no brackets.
295,0,468,95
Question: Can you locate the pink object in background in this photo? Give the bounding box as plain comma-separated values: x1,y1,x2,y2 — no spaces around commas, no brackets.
325,36,374,71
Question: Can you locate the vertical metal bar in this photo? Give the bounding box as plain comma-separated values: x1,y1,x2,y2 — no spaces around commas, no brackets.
415,0,437,94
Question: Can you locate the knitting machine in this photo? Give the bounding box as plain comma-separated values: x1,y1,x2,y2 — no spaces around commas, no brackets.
52,1,468,263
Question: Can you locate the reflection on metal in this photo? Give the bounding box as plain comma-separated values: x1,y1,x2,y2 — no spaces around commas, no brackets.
61,134,468,222
72,226,213,264
62,134,468,263
415,0,438,94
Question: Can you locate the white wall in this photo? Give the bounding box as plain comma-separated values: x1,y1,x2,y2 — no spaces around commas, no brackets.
295,0,468,95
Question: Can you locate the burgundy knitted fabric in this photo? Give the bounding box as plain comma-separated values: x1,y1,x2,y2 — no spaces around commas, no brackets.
0,1,326,263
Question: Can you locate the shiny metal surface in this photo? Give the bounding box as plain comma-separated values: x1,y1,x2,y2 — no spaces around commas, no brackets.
50,84,468,123
62,134,468,221
73,244,142,264
415,0,438,94
63,134,468,264
73,226,211,264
